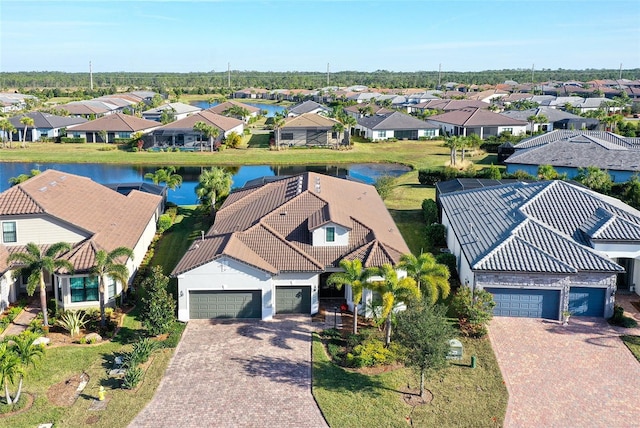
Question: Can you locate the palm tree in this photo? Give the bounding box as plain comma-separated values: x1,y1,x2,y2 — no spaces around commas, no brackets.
444,135,463,166
370,263,420,346
144,166,183,190
332,122,345,147
223,105,251,122
91,247,134,328
0,343,22,405
6,242,74,327
195,167,233,211
342,115,357,143
461,134,481,163
0,118,16,148
272,114,286,150
19,116,34,147
193,121,219,152
326,259,376,334
8,331,44,403
397,253,450,305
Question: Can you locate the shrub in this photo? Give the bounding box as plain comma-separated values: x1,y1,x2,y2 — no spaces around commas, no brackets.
421,199,438,225
418,169,445,185
131,338,160,364
157,214,173,233
60,137,86,143
140,266,176,336
345,338,402,368
122,367,144,390
56,310,88,337
374,175,396,200
451,287,495,338
425,223,447,249
161,321,186,348
78,337,87,344
609,304,638,328
435,252,458,279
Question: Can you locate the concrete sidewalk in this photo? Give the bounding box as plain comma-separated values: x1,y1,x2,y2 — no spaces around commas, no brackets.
0,302,40,339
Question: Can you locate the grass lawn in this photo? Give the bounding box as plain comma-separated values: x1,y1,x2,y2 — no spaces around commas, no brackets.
313,333,507,428
622,335,640,362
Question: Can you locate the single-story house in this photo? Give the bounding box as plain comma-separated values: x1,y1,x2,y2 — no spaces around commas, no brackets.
172,172,410,321
287,100,331,117
149,111,244,150
0,169,163,312
276,113,344,148
407,99,490,114
66,113,160,143
428,107,528,139
142,102,202,122
356,111,439,141
56,100,120,118
343,103,394,119
440,180,640,320
500,106,600,133
6,112,87,142
208,101,260,122
505,130,640,182
0,93,38,113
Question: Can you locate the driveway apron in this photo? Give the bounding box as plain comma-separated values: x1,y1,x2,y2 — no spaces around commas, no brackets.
130,316,327,428
489,317,640,428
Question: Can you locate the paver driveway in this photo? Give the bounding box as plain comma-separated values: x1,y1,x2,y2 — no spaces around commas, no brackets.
130,316,327,428
490,317,640,427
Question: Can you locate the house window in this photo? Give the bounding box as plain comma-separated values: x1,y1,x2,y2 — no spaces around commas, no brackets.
70,277,99,302
377,131,386,138
2,222,16,243
424,129,436,137
107,277,116,298
118,132,131,139
326,227,335,243
281,133,293,140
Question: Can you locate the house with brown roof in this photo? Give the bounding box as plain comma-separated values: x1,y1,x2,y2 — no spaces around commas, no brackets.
172,172,410,321
66,113,160,143
276,113,345,148
428,107,527,139
149,111,244,150
0,170,163,312
207,101,261,123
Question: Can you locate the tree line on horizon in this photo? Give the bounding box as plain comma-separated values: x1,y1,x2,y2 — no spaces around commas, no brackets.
1,68,639,93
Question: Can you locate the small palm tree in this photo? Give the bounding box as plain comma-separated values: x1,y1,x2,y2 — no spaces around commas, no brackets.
0,343,22,405
8,332,45,402
0,118,16,148
397,253,450,305
6,242,74,327
326,259,376,334
223,105,250,122
444,135,463,166
193,121,220,152
19,116,34,147
195,167,233,211
144,166,183,190
370,263,420,346
332,122,345,147
91,247,134,328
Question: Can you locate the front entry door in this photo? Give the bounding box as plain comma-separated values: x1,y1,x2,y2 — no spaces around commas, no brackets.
617,258,634,291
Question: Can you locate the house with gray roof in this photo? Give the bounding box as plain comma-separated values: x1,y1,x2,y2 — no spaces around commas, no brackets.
287,100,331,117
356,111,439,141
7,111,87,142
500,106,600,133
440,180,640,320
505,130,640,182
142,102,202,122
172,172,410,321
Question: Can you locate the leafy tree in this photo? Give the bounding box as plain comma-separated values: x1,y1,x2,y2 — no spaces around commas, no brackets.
224,131,242,149
460,134,481,163
421,199,438,225
444,135,464,166
193,121,219,152
195,167,233,210
369,263,420,346
483,164,502,179
622,175,640,209
140,266,176,336
7,332,45,403
537,164,565,180
397,253,450,305
326,259,375,334
0,343,22,405
160,107,176,124
144,166,183,190
575,166,613,194
394,303,455,399
91,247,134,328
451,287,495,337
7,242,74,327
8,169,41,186
19,116,34,146
374,175,396,200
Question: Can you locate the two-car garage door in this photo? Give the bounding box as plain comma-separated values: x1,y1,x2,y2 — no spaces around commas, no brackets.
484,288,560,319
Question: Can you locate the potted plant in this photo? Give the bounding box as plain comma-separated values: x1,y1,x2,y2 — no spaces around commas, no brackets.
562,310,572,325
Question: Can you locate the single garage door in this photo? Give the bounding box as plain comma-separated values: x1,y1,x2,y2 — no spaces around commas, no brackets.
276,286,311,314
189,290,262,319
485,288,560,319
569,287,605,317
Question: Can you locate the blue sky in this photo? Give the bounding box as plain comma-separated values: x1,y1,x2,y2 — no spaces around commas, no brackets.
1,0,639,73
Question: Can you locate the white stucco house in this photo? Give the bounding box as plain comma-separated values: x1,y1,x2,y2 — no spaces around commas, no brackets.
439,180,640,320
172,172,410,321
0,170,163,312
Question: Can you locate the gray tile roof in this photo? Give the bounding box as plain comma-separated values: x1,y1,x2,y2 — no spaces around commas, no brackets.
506,130,640,172
499,106,584,122
357,111,438,130
440,180,638,274
288,101,330,115
8,111,87,129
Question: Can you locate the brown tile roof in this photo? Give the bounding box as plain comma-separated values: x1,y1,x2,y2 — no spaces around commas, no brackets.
208,101,261,115
156,111,243,132
67,113,160,132
282,113,340,129
172,172,409,276
0,170,162,273
414,99,490,111
429,107,527,127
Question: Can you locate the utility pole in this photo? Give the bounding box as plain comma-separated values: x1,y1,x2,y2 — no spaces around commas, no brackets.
619,63,623,80
531,63,535,93
89,61,93,91
437,63,442,90
228,62,231,88
327,63,330,86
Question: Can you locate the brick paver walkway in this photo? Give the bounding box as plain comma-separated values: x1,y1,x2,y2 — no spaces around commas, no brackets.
130,316,328,428
0,302,39,339
489,316,640,427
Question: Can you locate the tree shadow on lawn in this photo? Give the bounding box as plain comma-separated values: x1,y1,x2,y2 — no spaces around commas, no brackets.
313,358,389,397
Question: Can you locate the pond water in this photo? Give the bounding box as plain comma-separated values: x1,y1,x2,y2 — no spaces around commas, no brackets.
192,101,287,117
0,162,411,205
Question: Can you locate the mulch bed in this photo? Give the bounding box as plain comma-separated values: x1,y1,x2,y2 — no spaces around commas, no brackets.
0,393,34,418
47,373,90,407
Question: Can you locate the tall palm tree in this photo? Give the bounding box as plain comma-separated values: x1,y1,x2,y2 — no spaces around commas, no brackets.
193,121,219,152
6,242,74,327
91,247,134,328
0,343,22,405
0,118,16,148
195,167,233,211
19,116,34,147
370,263,420,346
332,122,345,147
342,115,357,144
273,114,286,150
144,166,183,190
8,331,44,403
397,253,450,305
326,259,376,334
